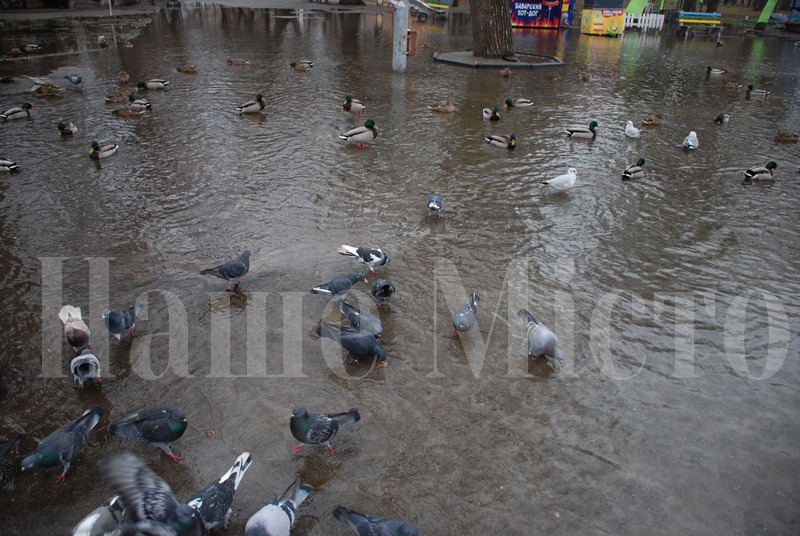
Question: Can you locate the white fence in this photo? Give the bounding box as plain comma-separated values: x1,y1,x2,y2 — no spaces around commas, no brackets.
624,12,665,31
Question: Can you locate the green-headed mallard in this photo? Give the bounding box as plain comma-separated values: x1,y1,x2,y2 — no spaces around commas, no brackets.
343,95,365,116
505,98,532,108
622,158,646,180
713,113,730,124
1,102,33,121
236,94,265,114
339,119,378,148
565,121,598,139
774,131,799,143
707,66,725,75
1,158,20,172
177,65,197,74
128,95,151,111
746,85,769,97
743,161,779,180
482,107,500,120
485,133,516,150
89,141,118,160
542,168,578,193
291,61,313,72
427,97,455,113
137,79,169,90
57,121,78,135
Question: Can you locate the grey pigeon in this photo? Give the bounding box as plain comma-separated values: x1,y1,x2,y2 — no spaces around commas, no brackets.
371,279,395,308
101,453,202,536
451,293,480,336
108,407,187,462
290,405,360,454
70,349,101,388
245,477,312,536
186,452,252,532
21,405,102,482
333,506,419,536
59,304,90,352
0,433,25,462
102,304,142,344
517,309,564,362
72,495,125,536
427,192,443,216
310,273,366,299
337,245,390,274
64,75,83,86
200,250,250,291
317,323,387,367
339,301,383,338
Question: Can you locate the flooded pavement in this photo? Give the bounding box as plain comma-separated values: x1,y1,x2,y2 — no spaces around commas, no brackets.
1,4,799,534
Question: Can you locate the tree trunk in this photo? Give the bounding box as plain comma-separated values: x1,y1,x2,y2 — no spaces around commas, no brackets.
705,0,720,12
470,0,515,58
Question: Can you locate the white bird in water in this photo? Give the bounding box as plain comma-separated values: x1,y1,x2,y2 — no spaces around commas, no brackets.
542,167,578,193
682,131,699,150
624,120,641,138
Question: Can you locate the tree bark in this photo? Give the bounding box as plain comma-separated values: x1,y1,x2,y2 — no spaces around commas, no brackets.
470,0,515,58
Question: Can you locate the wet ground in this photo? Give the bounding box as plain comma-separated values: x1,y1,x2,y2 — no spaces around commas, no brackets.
0,4,799,535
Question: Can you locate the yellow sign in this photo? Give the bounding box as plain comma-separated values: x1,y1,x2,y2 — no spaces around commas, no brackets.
580,8,624,36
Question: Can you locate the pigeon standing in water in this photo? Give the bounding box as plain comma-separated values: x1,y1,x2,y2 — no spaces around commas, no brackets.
101,453,202,536
102,305,142,344
337,245,390,273
21,405,103,482
70,349,101,388
72,495,125,536
64,75,83,86
290,406,361,454
317,324,387,367
427,192,443,217
245,478,313,536
310,273,366,300
333,506,419,536
339,301,383,338
59,304,91,352
108,407,188,462
187,452,253,531
371,279,395,308
451,293,480,336
517,309,564,362
200,250,250,291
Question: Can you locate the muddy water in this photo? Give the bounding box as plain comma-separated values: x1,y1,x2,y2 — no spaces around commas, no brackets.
0,4,799,535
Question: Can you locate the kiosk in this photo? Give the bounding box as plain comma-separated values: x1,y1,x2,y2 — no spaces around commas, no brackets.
580,0,625,36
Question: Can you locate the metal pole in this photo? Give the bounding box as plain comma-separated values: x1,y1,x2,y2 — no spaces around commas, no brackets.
391,0,408,73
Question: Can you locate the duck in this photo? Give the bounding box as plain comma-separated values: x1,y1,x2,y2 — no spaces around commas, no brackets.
542,168,578,193
177,65,197,74
31,83,64,96
291,60,313,71
482,107,500,120
746,84,770,97
1,102,33,121
500,67,511,78
343,95,365,116
57,121,78,135
774,131,799,143
127,94,151,111
624,120,641,138
682,131,699,150
642,114,663,126
621,158,646,180
743,161,779,180
117,71,130,85
97,35,109,47
713,113,730,124
504,98,533,108
427,97,455,113
137,79,169,90
707,66,725,75
339,119,378,148
722,81,742,89
485,133,516,150
24,44,41,52
236,94,265,114
227,59,250,66
1,158,20,172
565,120,598,139
112,107,144,118
105,92,127,104
89,141,119,159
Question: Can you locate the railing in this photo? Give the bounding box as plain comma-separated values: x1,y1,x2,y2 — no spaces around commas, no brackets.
624,11,665,30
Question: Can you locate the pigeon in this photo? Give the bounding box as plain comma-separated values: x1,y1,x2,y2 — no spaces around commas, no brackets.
518,309,564,362
59,304,91,352
621,158,646,180
371,279,395,308
200,250,251,291
0,433,25,462
542,168,578,193
332,506,419,536
108,407,188,462
72,495,125,536
245,478,313,536
451,293,480,336
186,452,253,532
71,349,101,388
137,79,170,90
713,113,730,124
102,305,142,343
64,75,83,86
290,405,360,453
743,161,779,181
310,273,367,299
427,192,444,216
338,245,390,273
317,323,387,367
624,120,641,138
21,405,103,482
101,453,202,536
682,131,699,149
339,301,383,338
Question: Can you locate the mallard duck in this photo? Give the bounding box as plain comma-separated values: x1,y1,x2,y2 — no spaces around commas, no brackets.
137,79,169,90
542,168,578,193
625,120,641,138
682,131,699,150
722,81,742,89
227,59,250,66
177,65,197,74
105,92,127,104
339,119,378,148
427,97,455,113
97,35,109,48
1,158,20,172
504,98,532,108
621,158,646,180
117,71,130,85
707,66,725,75
642,114,663,126
744,161,779,180
565,121,598,139
57,121,78,135
112,106,144,118
500,67,511,78
485,133,516,150
31,82,63,96
713,113,729,124
746,84,770,97
482,108,500,120
1,102,33,121
89,141,118,159
236,94,265,114
291,61,313,72
774,131,799,143
343,95,365,116
128,95,151,111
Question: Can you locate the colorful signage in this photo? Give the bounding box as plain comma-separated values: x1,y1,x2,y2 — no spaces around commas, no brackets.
510,0,563,28
580,8,624,35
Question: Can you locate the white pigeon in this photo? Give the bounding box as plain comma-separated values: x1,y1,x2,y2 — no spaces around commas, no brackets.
624,120,641,138
541,168,578,193
682,131,699,149
245,478,313,536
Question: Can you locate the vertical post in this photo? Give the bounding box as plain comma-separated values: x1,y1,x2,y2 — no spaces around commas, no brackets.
392,0,408,73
